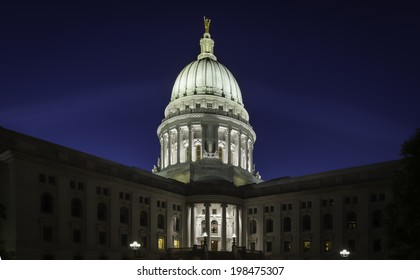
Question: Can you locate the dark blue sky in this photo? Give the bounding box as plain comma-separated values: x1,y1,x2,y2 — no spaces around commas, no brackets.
1,1,419,180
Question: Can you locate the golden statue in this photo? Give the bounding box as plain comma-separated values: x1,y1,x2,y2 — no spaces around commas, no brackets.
204,16,211,33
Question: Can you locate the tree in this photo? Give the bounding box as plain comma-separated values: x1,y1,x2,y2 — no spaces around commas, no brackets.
384,129,420,259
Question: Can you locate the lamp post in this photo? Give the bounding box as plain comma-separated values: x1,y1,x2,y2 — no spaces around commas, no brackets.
340,249,350,258
130,241,141,258
232,233,236,248
203,232,208,247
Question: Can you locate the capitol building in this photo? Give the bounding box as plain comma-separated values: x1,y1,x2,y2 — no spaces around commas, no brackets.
0,19,398,260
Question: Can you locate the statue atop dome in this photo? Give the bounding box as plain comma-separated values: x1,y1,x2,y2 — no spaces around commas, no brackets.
204,16,211,34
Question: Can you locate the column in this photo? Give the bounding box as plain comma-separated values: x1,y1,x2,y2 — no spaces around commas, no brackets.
238,132,242,168
244,135,249,171
227,128,232,165
190,204,195,246
221,204,227,251
205,203,210,249
189,125,194,162
177,126,181,164
168,130,172,165
160,136,163,169
236,206,240,246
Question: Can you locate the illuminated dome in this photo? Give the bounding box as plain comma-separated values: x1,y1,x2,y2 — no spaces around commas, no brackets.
155,17,261,186
170,58,243,105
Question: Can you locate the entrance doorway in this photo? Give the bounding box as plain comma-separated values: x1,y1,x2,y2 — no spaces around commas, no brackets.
211,240,218,251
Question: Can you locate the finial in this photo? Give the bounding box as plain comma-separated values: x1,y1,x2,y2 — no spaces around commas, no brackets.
204,16,211,34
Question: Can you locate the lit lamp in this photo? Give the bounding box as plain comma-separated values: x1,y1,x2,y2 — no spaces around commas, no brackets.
203,232,208,246
340,249,350,258
130,241,141,258
232,233,237,247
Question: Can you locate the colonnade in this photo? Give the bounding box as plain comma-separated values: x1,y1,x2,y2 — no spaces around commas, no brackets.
187,203,242,251
159,124,254,172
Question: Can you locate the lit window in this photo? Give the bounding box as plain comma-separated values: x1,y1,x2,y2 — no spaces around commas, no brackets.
324,240,332,252
211,220,218,233
173,239,180,248
218,146,223,160
158,237,165,250
303,240,311,252
196,145,201,161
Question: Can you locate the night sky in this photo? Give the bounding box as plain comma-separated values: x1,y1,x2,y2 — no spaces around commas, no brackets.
1,1,419,181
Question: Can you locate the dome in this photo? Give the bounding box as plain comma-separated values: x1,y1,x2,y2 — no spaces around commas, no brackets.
170,27,244,106
171,58,243,105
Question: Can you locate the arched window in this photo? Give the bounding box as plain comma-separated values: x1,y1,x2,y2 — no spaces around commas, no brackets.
372,209,383,228
201,220,206,234
185,145,190,161
173,216,180,232
302,215,311,231
283,217,292,232
249,220,257,234
157,214,165,230
71,198,82,217
40,193,53,214
211,220,218,233
346,212,357,229
140,210,148,227
265,218,274,233
323,213,333,230
120,207,129,224
97,203,107,222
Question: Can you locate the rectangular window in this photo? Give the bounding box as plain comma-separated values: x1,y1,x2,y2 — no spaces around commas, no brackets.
301,202,306,209
249,208,253,214
120,234,128,247
70,180,76,189
119,192,124,199
345,197,351,205
158,237,165,250
370,194,377,202
379,194,385,201
43,226,53,242
328,199,334,206
157,201,161,207
39,173,46,183
219,105,223,110
141,236,148,249
73,229,81,243
96,186,101,194
103,188,109,196
212,209,217,215
324,240,332,253
162,202,166,208
139,196,144,204
264,206,269,213
196,104,201,109
270,206,274,212
125,193,131,201
202,209,206,215
307,201,312,208
288,204,292,210
303,240,311,252
284,241,291,252
253,208,257,214
98,232,106,246
207,103,213,109
250,242,256,251
173,239,180,248
77,182,84,190
48,176,56,185
373,239,382,252
177,205,181,211
352,196,358,204
266,241,273,253
144,197,149,205
282,204,287,211
347,239,356,252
